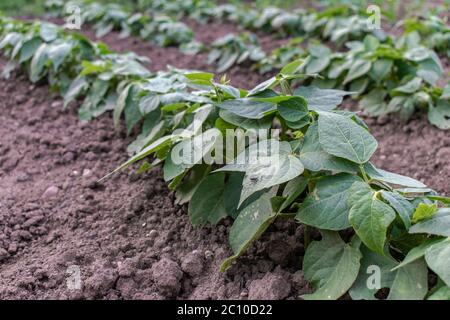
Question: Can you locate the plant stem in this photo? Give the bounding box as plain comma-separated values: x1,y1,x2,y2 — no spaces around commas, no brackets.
360,164,370,183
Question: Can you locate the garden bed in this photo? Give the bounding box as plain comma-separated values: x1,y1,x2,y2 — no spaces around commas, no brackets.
0,15,449,299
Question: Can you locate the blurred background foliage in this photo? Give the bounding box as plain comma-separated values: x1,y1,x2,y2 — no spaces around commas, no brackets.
0,0,448,20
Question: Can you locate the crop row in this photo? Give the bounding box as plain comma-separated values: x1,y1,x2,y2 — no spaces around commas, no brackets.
1,16,450,300
44,1,450,129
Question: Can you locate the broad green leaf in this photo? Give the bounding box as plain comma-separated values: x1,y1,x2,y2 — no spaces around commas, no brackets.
380,191,414,229
318,111,378,164
40,22,58,42
391,238,446,271
412,203,438,224
64,76,88,108
30,43,49,83
348,182,396,254
365,163,426,188
369,59,393,84
302,232,362,300
428,99,450,130
299,122,358,173
392,77,422,95
219,109,272,130
175,165,211,205
387,259,428,300
442,84,450,99
113,83,132,128
428,283,450,300
188,172,227,226
296,174,362,230
404,47,430,62
350,246,397,300
277,96,308,122
409,209,450,237
425,239,450,287
306,56,330,74
344,59,372,84
19,37,42,63
359,88,388,116
124,86,143,135
280,59,304,75
47,42,72,72
294,87,351,112
217,98,276,119
165,128,221,180
281,175,308,211
139,93,160,115
220,193,276,271
217,140,304,206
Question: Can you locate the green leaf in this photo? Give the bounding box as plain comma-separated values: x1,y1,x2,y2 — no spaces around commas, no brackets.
302,232,362,300
306,56,330,74
277,96,308,122
349,246,397,300
344,60,372,84
188,172,227,226
409,209,450,237
318,111,378,164
219,109,272,130
296,174,362,230
19,37,42,63
294,87,350,112
217,140,304,206
280,59,303,75
64,76,88,108
359,89,388,116
113,83,132,128
392,77,422,95
369,59,393,84
441,84,450,99
30,43,49,83
299,122,358,173
217,98,276,119
350,245,428,300
391,238,446,271
139,93,160,115
387,259,428,300
348,182,396,254
220,193,276,271
281,175,308,211
365,163,426,188
412,203,438,224
428,283,450,300
380,191,414,229
175,165,211,205
47,42,72,72
425,239,450,287
40,23,58,42
428,99,450,130
124,86,142,135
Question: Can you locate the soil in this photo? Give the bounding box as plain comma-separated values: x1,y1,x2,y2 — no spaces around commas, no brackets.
0,16,449,300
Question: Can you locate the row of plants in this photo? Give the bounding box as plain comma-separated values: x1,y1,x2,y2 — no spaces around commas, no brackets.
45,0,194,47
139,0,449,58
1,17,450,300
205,32,449,129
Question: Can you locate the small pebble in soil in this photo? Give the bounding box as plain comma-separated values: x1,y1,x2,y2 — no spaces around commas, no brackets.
42,186,59,199
204,250,214,260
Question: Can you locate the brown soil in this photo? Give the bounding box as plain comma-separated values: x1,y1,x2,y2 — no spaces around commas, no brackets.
0,17,449,300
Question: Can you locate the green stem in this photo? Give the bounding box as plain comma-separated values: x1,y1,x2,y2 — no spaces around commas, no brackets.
360,164,370,183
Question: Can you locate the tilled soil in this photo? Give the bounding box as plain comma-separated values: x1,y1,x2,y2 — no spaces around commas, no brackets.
0,18,449,300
